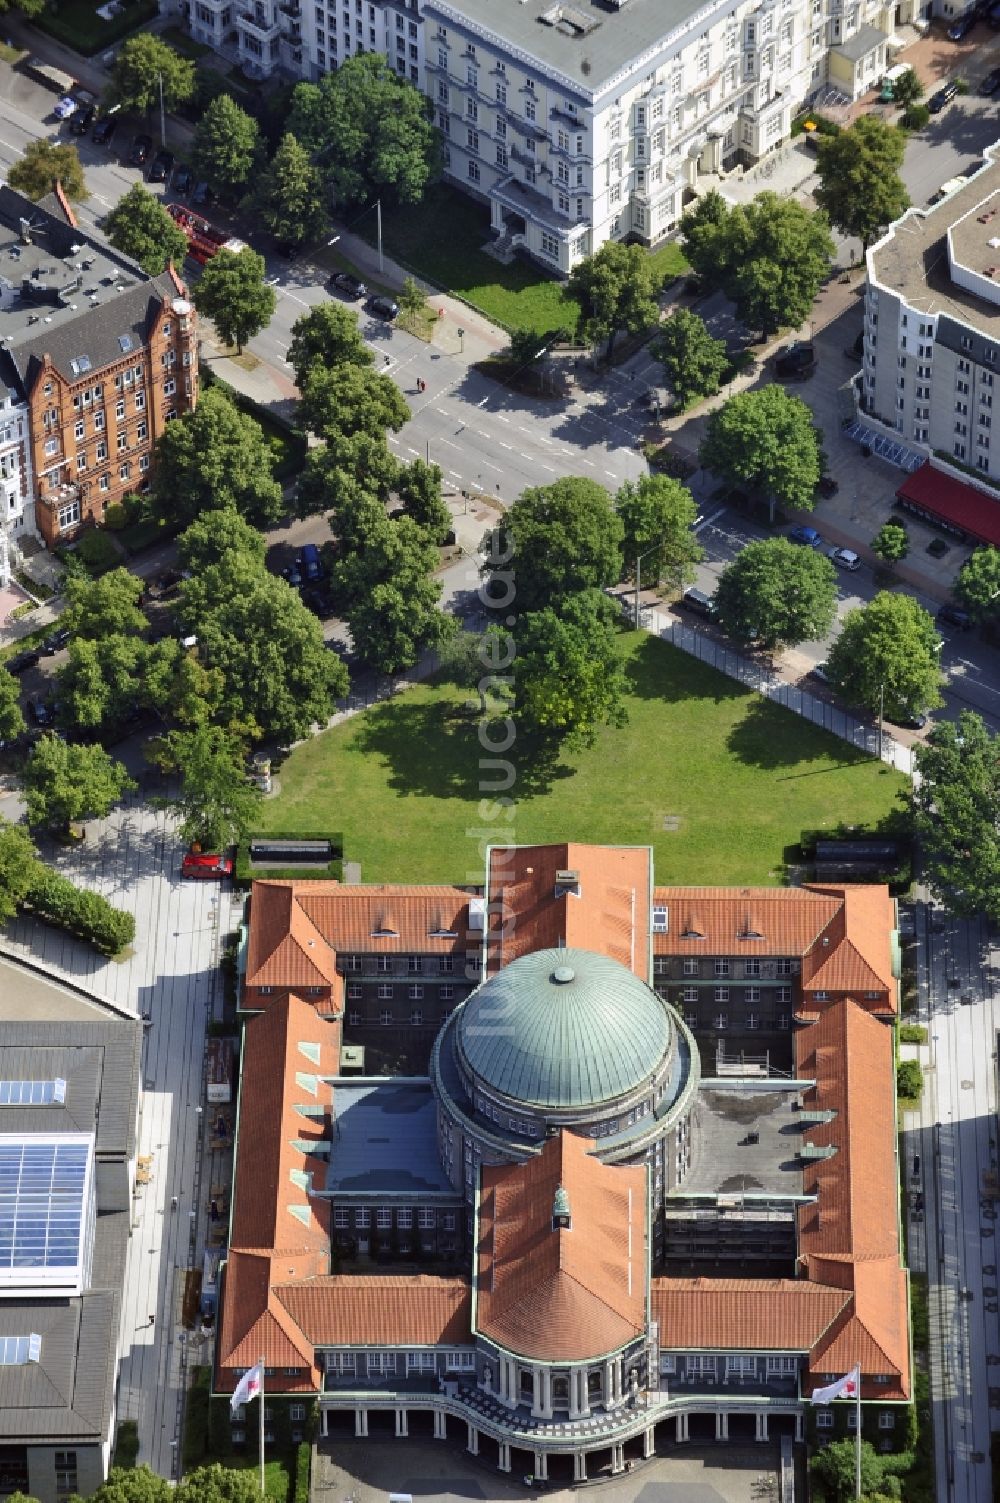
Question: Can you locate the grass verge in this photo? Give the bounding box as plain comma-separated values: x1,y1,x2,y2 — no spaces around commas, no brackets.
260,630,906,884
34,0,157,55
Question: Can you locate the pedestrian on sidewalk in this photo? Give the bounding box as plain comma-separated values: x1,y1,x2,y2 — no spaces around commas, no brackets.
148,1314,155,1327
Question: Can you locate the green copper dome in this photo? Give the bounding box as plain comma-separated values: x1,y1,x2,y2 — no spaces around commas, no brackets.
456,948,673,1109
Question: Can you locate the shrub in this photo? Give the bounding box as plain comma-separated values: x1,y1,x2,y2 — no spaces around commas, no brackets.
114,1419,140,1469
103,503,129,532
23,867,135,956
899,1022,928,1045
897,1058,923,1100
183,1366,212,1468
293,1442,310,1503
901,104,930,131
76,529,121,574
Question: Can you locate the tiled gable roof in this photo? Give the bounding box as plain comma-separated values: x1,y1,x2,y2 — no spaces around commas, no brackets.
651,886,844,957
650,1278,850,1352
476,1131,646,1361
216,1249,323,1380
801,885,896,1002
296,884,474,952
275,1275,472,1347
487,844,652,975
244,884,337,989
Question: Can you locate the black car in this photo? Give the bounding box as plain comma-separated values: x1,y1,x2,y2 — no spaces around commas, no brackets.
947,12,976,37
4,647,40,675
816,475,839,498
886,708,929,730
28,697,57,727
173,163,194,196
191,180,213,207
41,627,71,656
775,341,816,378
282,561,304,588
92,116,116,146
70,104,96,136
928,80,959,112
936,603,973,630
365,293,399,321
982,66,1000,93
330,271,367,300
148,149,174,184
129,133,153,167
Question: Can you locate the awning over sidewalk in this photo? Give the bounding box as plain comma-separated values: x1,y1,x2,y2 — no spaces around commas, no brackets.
895,461,1000,547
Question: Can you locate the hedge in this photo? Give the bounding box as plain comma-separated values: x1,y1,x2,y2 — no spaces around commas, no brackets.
183,1366,212,1469
114,1419,140,1469
897,1058,924,1101
23,867,135,956
235,830,344,886
293,1442,310,1503
899,1023,928,1045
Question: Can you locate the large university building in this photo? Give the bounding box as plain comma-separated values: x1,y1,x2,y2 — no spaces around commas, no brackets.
188,0,924,274
216,843,911,1481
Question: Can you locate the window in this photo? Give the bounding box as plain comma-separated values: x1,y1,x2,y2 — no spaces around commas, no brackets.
137,421,148,442
652,904,668,932
418,1207,435,1229
290,1403,306,1421
747,1013,759,1030
116,399,125,420
468,161,480,183
816,1410,834,1429
440,984,454,1001
407,1352,435,1372
682,986,697,1004
466,128,478,152
119,463,131,482
767,1356,797,1375
57,500,80,531
334,1207,350,1228
446,1351,476,1370
44,438,58,458
714,986,729,1003
540,231,560,260
94,411,105,431
377,983,392,1000
367,1352,396,1373
330,1352,355,1372
74,420,85,441
745,986,760,1003
379,1008,392,1026
714,1013,728,1029
376,1208,392,1229
164,379,176,397
726,1355,755,1375
408,984,423,1000
683,959,698,976
879,1412,895,1430
347,982,362,1000
410,1009,423,1026
55,1453,77,1500
715,959,730,977
355,1208,370,1228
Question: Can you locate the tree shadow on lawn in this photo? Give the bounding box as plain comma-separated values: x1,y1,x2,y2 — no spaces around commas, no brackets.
347,695,575,801
622,633,751,705
726,695,885,772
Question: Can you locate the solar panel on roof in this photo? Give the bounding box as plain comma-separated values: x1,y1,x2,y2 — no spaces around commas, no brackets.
0,1140,88,1272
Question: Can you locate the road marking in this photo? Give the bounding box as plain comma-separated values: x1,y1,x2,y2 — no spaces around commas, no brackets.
478,459,503,474
496,441,514,451
438,438,462,451
497,414,511,423
581,457,598,468
694,505,727,534
537,461,557,473
604,469,618,478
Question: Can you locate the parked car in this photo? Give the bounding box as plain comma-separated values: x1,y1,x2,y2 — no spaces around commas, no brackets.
947,12,976,37
181,852,234,881
677,586,718,619
41,627,71,655
28,696,57,727
172,163,194,196
301,585,332,617
775,341,816,378
5,647,40,675
982,66,1000,93
330,271,367,299
129,133,153,167
789,525,822,547
148,149,174,184
936,603,973,630
365,293,400,321
191,180,213,207
827,546,861,572
70,103,96,136
298,542,324,582
928,80,959,112
92,116,116,146
808,661,831,684
282,561,304,588
886,708,929,730
816,475,839,498
53,94,77,120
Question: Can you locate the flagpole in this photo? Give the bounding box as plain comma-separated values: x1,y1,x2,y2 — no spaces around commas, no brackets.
854,1366,861,1501
259,1356,266,1499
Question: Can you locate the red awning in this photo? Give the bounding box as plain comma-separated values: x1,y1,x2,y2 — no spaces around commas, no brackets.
896,461,1000,547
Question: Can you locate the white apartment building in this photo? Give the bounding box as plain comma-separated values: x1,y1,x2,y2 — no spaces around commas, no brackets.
0,383,36,590
194,0,927,272
864,143,1000,516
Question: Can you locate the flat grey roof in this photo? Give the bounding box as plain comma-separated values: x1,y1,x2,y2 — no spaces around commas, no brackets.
869,145,1000,336
425,0,702,96
328,1079,456,1197
833,21,884,61
678,1084,805,1197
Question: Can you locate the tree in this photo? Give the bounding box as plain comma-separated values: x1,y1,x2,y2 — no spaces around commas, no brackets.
399,275,427,318
891,67,924,109
87,1467,173,1503
515,590,627,748
909,712,1000,920
652,308,729,408
8,140,86,202
566,242,660,358
825,591,944,722
156,724,262,850
287,302,371,389
193,248,276,355
256,132,326,248
144,640,225,729
108,34,195,115
0,818,39,927
481,477,624,615
175,1465,265,1503
331,511,438,610
614,474,703,591
0,668,26,746
955,546,1000,622
58,635,149,732
23,736,135,833
178,509,267,574
287,53,440,207
680,191,833,335
714,537,838,649
871,518,909,567
151,385,283,528
814,115,910,254
296,433,399,516
811,1440,886,1503
64,567,147,640
396,458,451,543
191,94,260,199
178,559,348,741
346,575,453,674
299,363,410,440
700,386,823,522
104,183,189,276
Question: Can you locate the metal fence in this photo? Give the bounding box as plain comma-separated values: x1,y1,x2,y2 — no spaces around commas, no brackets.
646,609,914,777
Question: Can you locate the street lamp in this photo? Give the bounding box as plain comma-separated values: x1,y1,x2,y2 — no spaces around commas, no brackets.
633,543,661,630
158,72,166,150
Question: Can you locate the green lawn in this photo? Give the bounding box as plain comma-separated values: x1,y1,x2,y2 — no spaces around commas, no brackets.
261,632,905,885
34,0,157,55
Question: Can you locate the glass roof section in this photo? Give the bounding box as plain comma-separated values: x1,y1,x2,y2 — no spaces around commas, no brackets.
0,1080,66,1106
0,1335,41,1364
0,1135,94,1290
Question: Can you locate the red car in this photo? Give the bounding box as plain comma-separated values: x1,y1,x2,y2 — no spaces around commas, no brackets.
181,852,233,881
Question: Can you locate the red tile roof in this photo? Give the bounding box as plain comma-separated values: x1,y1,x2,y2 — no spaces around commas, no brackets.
244,883,337,989
275,1275,472,1347
476,1131,646,1361
801,885,897,1007
795,999,910,1398
650,1278,849,1351
487,845,652,975
217,1249,324,1386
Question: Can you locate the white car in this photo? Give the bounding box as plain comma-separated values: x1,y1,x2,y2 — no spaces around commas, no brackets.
53,94,78,120
827,546,861,572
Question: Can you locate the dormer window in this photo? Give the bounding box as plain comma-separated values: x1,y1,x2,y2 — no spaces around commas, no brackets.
652,904,668,933
552,1184,571,1231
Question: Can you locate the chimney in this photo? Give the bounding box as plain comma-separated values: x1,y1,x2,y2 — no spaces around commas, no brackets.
554,869,580,898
